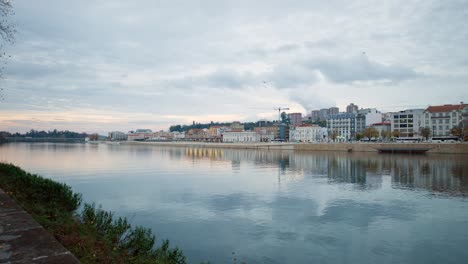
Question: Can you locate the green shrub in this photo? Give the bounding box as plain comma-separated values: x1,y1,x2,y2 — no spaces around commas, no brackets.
0,163,186,264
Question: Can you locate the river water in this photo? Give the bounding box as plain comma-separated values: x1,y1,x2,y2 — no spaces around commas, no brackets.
1,143,468,264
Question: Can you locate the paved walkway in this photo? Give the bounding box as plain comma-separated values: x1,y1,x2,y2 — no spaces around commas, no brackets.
0,189,80,263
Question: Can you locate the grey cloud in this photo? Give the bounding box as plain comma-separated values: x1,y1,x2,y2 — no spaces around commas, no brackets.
3,0,468,133
303,55,420,83
200,70,256,89
267,64,318,88
274,44,301,53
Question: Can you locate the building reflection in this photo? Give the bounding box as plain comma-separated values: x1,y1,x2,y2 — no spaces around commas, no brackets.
177,147,468,196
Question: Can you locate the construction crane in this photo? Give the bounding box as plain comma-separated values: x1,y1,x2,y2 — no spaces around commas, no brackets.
274,107,290,123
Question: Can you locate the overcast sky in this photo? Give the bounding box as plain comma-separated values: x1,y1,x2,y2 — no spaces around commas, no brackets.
1,0,467,133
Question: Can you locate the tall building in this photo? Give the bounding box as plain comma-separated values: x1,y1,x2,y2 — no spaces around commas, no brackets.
319,108,329,121
356,108,383,134
328,107,339,115
391,109,424,138
346,103,359,114
288,113,303,127
423,104,468,137
311,110,320,122
327,113,356,141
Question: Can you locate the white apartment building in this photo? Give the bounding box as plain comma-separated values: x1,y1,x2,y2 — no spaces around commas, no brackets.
222,131,260,143
290,125,328,142
356,108,383,134
327,113,356,141
108,131,127,141
423,104,467,137
391,109,424,137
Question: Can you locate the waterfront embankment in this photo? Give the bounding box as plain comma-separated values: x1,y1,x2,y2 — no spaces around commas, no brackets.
0,187,80,263
123,141,468,154
0,163,186,264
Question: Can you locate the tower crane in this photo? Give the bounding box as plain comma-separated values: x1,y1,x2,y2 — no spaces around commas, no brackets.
274,107,290,123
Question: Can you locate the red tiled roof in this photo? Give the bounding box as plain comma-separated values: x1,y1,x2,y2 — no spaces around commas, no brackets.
425,104,468,113
372,122,391,126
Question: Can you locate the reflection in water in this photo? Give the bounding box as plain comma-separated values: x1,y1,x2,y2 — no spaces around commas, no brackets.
1,143,468,264
180,147,468,196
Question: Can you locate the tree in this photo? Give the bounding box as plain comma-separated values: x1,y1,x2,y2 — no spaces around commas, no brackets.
356,133,364,141
420,127,431,141
329,129,338,142
380,130,390,141
450,126,462,138
363,127,379,141
0,1,14,44
0,0,15,99
392,130,401,139
280,112,290,124
89,134,99,141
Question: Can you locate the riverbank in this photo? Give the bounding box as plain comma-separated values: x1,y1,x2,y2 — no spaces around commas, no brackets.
0,163,186,264
123,141,468,154
0,187,80,263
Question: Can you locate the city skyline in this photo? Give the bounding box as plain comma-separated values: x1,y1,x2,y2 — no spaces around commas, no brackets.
1,1,468,134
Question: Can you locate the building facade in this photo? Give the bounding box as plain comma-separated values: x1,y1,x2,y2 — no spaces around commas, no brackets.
108,131,127,141
327,113,356,141
356,108,383,134
319,108,329,121
222,131,260,143
311,110,320,122
290,125,328,142
346,103,358,113
371,122,391,140
391,109,424,138
288,113,303,127
328,107,339,115
423,104,467,137
127,132,154,141
254,126,277,142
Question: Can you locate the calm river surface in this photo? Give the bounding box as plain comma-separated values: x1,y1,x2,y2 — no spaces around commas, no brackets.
1,143,468,264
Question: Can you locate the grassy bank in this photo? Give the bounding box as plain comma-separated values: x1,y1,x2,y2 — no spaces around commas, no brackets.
0,163,186,264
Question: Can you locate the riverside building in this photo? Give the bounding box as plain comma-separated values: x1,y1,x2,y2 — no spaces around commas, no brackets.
391,109,424,138
288,113,303,127
290,124,328,142
423,104,468,137
222,131,260,143
327,113,357,141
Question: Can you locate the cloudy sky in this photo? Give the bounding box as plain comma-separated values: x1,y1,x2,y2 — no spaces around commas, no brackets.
1,0,467,133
